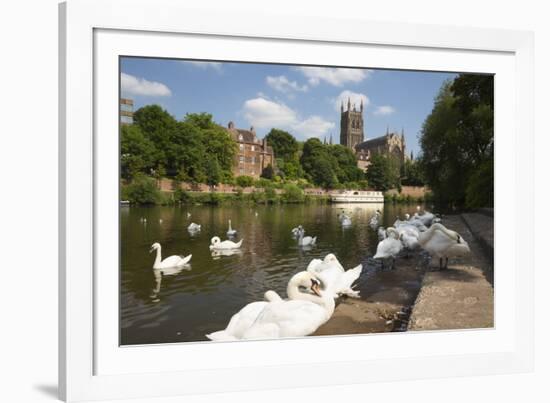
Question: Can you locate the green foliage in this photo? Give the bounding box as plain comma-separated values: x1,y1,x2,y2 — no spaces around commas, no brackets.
465,160,493,208
365,154,400,191
126,107,236,184
236,175,254,188
282,183,305,203
300,139,364,189
419,74,494,207
401,158,425,186
123,175,161,205
266,129,299,160
120,124,156,180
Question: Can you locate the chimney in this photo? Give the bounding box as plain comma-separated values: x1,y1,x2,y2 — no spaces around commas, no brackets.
228,121,235,129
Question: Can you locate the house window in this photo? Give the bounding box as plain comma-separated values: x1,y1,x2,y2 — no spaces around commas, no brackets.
239,156,244,162
251,145,255,152
251,156,255,164
239,144,244,150
238,134,243,141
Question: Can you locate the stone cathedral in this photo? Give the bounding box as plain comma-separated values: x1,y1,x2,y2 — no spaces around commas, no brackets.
339,97,407,172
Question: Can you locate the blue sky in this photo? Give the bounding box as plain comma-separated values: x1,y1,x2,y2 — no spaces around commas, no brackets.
121,57,457,156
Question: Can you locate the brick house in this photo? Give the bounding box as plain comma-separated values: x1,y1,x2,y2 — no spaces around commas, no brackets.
226,121,275,178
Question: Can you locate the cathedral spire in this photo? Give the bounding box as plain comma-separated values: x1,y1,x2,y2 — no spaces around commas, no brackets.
341,101,344,113
360,98,364,112
329,133,333,145
347,97,351,111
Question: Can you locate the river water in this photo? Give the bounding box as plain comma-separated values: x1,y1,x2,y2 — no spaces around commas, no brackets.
120,202,423,345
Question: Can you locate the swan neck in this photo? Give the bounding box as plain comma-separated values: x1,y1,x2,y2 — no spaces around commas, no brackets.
154,246,162,266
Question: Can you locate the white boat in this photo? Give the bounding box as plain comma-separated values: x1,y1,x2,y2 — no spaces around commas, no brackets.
330,190,384,203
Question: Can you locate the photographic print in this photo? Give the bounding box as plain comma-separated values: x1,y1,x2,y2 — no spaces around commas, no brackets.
119,58,494,345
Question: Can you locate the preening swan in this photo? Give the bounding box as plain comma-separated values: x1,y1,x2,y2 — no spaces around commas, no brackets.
226,219,237,237
207,271,334,341
373,227,402,269
377,226,387,241
149,242,192,270
187,222,201,232
418,223,470,269
307,254,362,298
209,236,243,250
297,227,316,246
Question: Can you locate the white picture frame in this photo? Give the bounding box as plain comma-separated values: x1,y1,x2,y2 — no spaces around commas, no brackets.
59,0,534,401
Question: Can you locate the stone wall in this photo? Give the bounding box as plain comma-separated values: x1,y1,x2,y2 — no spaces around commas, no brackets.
385,186,429,198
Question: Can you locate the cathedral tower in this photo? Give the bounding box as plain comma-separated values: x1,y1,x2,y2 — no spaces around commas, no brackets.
340,97,364,150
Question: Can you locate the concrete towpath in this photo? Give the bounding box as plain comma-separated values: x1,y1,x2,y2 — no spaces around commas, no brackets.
408,214,494,331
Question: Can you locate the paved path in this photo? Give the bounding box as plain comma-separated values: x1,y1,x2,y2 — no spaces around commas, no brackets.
408,215,494,331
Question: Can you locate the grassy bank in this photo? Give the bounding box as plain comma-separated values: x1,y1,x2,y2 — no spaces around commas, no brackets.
384,192,433,205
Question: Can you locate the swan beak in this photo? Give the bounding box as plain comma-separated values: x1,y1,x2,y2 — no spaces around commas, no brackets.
311,279,322,297
149,247,154,253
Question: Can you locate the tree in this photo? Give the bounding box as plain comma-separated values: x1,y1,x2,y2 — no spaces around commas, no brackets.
120,124,156,179
205,158,221,189
124,174,161,205
365,154,400,191
401,158,425,186
266,129,299,160
282,183,305,203
419,74,494,207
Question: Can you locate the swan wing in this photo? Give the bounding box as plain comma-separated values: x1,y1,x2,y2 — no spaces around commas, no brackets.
306,259,324,273
207,301,268,341
248,300,326,338
159,255,186,268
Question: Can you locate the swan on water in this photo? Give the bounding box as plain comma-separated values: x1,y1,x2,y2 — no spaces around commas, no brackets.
369,210,381,229
373,227,403,269
417,223,470,269
187,222,201,232
297,227,316,246
307,254,362,298
227,219,237,237
291,226,301,238
340,214,352,227
186,212,191,218
149,242,192,270
206,271,334,341
209,236,243,250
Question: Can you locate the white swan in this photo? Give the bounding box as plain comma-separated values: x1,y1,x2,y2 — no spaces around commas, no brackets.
291,226,301,238
307,254,362,298
369,210,381,228
415,211,435,227
149,242,192,270
186,212,191,218
226,219,237,237
209,236,243,250
297,227,316,246
340,214,352,227
418,223,471,269
187,222,201,232
373,227,403,269
207,271,334,341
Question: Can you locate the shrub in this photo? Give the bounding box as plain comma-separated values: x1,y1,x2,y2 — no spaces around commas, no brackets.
264,186,278,203
236,175,254,188
174,188,190,203
282,183,305,203
124,175,161,205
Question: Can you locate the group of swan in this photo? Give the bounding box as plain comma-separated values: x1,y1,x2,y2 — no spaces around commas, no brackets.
206,253,362,341
374,210,470,270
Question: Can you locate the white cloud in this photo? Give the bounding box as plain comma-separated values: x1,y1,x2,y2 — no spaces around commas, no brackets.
296,66,370,87
266,75,308,93
373,105,396,116
333,90,370,112
121,73,171,97
292,116,335,138
242,97,297,129
184,61,223,72
242,97,334,138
